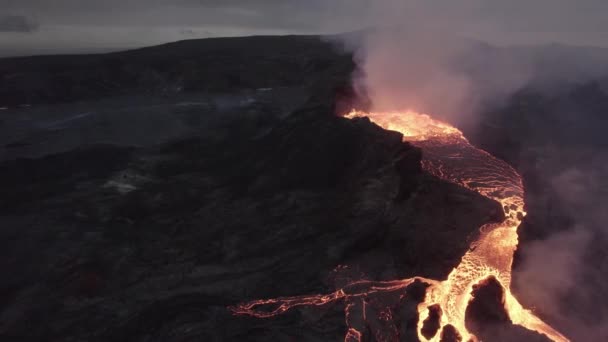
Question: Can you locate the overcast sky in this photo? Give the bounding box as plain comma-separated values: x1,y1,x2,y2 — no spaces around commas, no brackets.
1,0,608,56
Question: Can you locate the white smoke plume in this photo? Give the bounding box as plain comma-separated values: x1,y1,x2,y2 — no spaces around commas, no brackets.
331,0,533,126
330,0,608,127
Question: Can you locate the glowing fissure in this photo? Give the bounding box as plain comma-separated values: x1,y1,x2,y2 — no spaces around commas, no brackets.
230,110,569,342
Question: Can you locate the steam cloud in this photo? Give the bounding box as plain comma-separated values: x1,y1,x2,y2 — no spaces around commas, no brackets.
330,1,608,341
514,152,608,341
334,1,608,126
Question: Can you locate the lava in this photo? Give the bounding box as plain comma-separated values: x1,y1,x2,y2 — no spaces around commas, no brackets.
230,110,569,342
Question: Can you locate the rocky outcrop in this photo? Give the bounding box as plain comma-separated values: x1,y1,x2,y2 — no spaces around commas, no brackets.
0,92,501,341
465,277,552,342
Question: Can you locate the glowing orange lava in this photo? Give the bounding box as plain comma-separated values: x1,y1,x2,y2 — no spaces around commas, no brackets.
230,110,569,342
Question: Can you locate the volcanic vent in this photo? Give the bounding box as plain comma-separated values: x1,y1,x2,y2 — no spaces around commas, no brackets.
230,110,568,342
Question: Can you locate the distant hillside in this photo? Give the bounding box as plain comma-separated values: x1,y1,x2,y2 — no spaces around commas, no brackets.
2,33,608,108
0,35,354,107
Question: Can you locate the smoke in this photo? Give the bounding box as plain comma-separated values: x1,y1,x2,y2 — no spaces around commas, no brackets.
327,2,608,340
330,1,536,127
330,1,608,128
351,29,475,119
515,228,595,336
514,154,608,340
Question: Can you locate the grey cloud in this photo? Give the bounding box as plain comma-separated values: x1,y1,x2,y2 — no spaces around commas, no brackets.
2,0,608,60
0,15,38,32
1,0,341,31
2,0,606,34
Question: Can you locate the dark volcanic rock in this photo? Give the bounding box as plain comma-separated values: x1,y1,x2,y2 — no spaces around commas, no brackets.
440,324,462,342
0,36,503,342
465,277,552,342
466,277,511,329
0,102,500,341
0,36,355,107
421,304,442,340
0,144,134,212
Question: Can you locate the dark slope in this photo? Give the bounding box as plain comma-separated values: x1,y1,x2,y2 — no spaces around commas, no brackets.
0,36,354,107
0,89,501,341
0,34,504,340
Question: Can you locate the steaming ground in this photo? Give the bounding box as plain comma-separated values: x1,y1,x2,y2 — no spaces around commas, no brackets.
1,35,607,341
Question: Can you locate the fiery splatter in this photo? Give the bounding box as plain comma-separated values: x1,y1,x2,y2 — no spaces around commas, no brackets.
230,110,569,342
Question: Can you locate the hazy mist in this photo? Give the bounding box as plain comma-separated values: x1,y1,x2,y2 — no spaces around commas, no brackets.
1,0,608,56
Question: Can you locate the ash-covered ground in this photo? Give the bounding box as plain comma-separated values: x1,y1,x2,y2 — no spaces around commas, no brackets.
0,35,606,341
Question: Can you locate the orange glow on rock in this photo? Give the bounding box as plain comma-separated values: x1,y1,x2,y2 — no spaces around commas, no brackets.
230,110,569,342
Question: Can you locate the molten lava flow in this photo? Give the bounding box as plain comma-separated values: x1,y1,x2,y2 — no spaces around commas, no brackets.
230,110,569,342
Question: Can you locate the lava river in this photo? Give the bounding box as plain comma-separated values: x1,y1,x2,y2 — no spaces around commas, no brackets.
230,110,569,342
